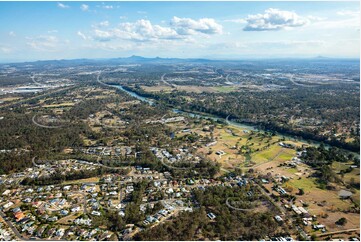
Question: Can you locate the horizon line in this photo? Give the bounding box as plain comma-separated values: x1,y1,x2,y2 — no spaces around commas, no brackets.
1,55,360,65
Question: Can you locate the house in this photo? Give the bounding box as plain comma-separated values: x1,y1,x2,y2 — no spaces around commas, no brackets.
3,201,14,210
71,206,81,213
47,228,56,237
2,190,11,196
339,190,353,199
47,216,58,222
60,210,69,216
109,191,117,196
74,218,92,226
14,211,25,221
145,215,158,223
207,213,216,220
276,187,288,195
215,150,226,156
313,224,326,230
158,210,168,217
63,185,71,191
12,207,21,213
36,225,47,237
23,198,32,203
118,211,125,217
298,207,309,215
302,217,312,226
274,215,283,223
91,211,101,216
291,205,302,215
56,228,65,237
206,141,217,147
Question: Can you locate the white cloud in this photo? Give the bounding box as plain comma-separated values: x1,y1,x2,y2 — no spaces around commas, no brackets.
8,31,16,37
251,40,325,47
48,30,58,34
93,29,114,41
26,35,68,51
119,16,127,20
103,5,113,9
57,2,69,9
243,8,310,31
77,31,88,40
0,46,12,53
224,19,247,24
91,21,110,29
80,4,89,12
137,11,147,14
99,21,109,27
337,10,359,17
88,17,223,43
306,15,325,21
93,19,182,42
310,16,359,30
170,16,223,35
211,40,325,50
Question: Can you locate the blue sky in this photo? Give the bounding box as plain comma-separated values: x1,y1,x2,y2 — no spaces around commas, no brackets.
0,1,359,61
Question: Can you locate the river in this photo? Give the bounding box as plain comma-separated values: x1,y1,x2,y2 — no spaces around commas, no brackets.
112,84,359,156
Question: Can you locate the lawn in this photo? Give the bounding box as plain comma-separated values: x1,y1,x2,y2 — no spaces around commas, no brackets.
43,102,75,108
211,86,238,93
251,145,283,163
286,177,318,192
62,177,99,185
332,162,353,172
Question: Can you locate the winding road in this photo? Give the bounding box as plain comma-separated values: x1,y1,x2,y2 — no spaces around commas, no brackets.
225,197,255,211
32,114,65,129
161,73,177,87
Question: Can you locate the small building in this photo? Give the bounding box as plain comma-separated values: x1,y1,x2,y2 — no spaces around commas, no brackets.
339,190,353,199
313,224,325,230
91,211,101,216
274,215,283,223
207,213,216,220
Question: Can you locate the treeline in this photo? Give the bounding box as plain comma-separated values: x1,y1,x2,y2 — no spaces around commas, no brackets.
301,144,359,188
301,144,358,167
0,151,32,175
123,85,360,152
0,111,90,173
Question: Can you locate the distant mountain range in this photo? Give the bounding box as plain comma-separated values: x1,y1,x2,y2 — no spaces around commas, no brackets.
2,55,359,66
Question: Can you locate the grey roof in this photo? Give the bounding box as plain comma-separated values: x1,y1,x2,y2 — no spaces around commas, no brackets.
339,189,353,197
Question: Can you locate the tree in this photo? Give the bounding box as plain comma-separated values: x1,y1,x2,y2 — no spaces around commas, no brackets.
298,188,305,195
336,217,347,226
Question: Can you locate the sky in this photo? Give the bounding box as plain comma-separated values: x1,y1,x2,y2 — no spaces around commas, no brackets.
0,1,359,62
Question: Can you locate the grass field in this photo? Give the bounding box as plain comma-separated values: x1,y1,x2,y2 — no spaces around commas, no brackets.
286,177,318,192
62,177,99,185
43,102,75,108
211,86,238,92
0,96,21,102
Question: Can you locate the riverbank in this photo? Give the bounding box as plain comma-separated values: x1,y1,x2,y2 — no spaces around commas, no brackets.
111,84,359,156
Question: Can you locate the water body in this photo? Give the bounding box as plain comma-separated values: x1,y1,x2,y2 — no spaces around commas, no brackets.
112,84,358,156
114,85,154,105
